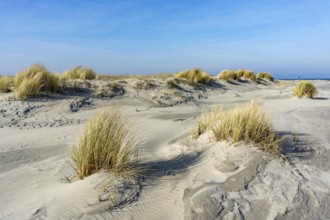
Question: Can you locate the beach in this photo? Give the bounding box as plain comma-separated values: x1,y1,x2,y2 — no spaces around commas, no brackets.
1,79,330,220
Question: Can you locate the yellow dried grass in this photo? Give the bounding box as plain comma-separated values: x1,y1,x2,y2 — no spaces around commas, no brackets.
0,76,13,93
175,68,211,85
62,66,96,80
68,109,141,179
217,70,239,82
14,64,60,99
292,81,317,98
192,101,281,156
257,72,274,81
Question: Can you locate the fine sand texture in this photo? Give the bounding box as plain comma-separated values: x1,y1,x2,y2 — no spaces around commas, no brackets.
0,79,330,220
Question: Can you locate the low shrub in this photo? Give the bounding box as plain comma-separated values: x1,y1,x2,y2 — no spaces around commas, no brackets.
68,109,140,179
175,68,211,85
0,76,13,93
192,101,281,156
14,64,60,99
257,72,274,81
292,81,317,98
217,70,238,82
62,66,96,80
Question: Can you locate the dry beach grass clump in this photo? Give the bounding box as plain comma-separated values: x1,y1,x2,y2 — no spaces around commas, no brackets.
217,69,275,83
0,76,13,93
218,69,258,82
68,109,140,179
257,72,274,81
292,81,317,98
237,69,257,81
62,66,97,80
175,68,211,85
14,64,60,99
217,70,239,82
192,101,281,156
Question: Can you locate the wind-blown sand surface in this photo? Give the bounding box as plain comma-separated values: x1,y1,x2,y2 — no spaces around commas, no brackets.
0,79,329,219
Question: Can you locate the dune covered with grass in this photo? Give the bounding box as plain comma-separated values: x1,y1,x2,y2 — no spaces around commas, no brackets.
0,69,330,220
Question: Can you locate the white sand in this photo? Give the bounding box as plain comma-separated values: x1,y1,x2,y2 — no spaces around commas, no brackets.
0,79,330,219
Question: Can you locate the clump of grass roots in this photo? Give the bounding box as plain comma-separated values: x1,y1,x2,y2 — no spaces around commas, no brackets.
68,109,140,179
292,81,317,98
192,101,281,156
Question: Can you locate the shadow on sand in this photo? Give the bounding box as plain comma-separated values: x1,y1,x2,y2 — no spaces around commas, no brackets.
314,97,328,100
19,87,95,102
279,131,315,160
138,151,204,185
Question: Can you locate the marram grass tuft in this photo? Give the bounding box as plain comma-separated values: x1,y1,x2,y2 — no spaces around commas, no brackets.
192,101,281,156
217,70,239,82
68,109,141,179
175,68,211,85
62,66,96,80
237,69,256,81
0,76,13,93
292,81,317,99
14,64,60,99
257,72,274,81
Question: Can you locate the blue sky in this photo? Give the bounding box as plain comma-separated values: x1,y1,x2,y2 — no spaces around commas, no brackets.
0,0,329,78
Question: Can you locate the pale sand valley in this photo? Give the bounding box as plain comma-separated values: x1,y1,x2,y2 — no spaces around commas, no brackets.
1,75,330,220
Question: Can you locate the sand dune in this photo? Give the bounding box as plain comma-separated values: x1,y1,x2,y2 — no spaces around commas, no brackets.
0,79,329,219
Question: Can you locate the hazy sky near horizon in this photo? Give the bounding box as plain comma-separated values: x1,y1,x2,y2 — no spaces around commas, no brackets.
0,0,329,78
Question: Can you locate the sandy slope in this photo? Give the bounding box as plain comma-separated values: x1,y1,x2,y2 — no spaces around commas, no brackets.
0,79,329,220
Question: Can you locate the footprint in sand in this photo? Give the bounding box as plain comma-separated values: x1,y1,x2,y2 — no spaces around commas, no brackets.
214,161,238,172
